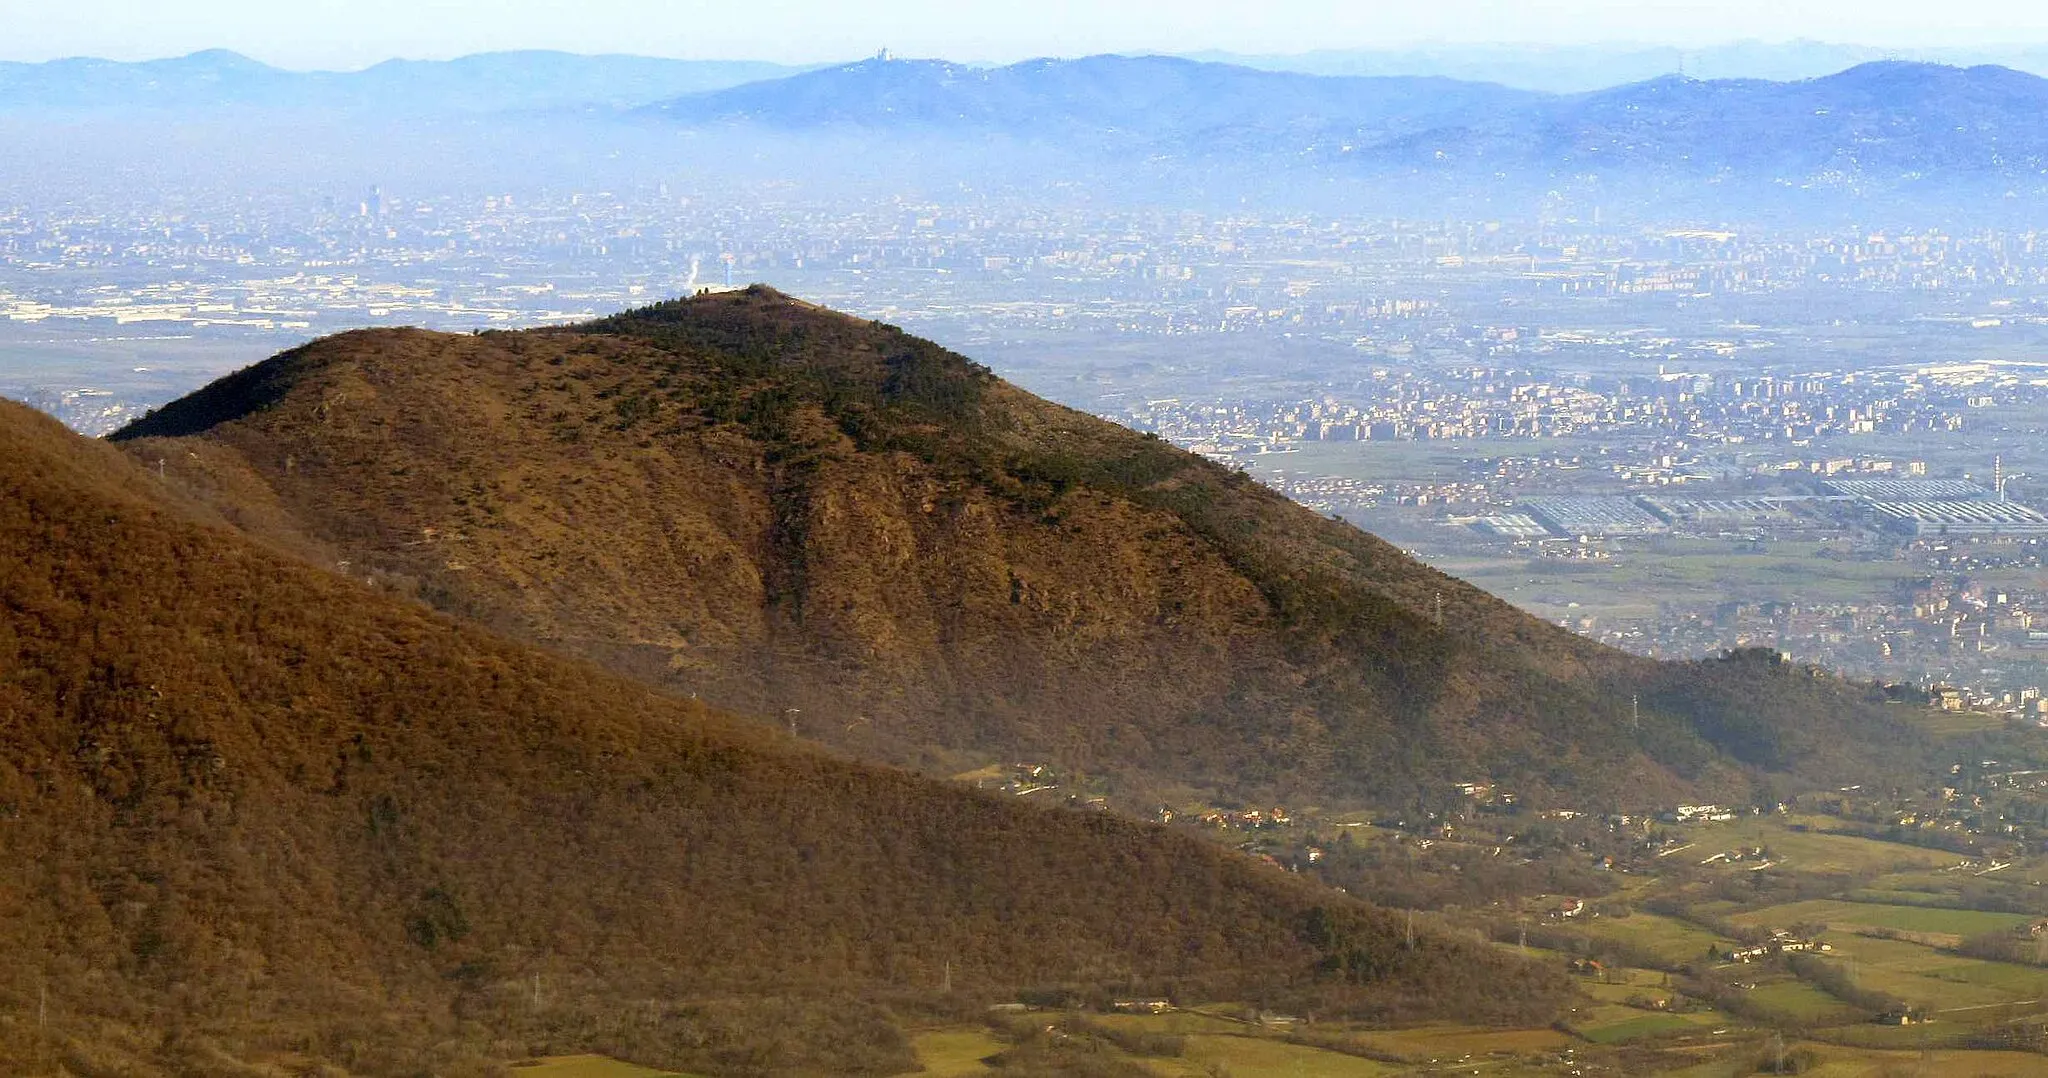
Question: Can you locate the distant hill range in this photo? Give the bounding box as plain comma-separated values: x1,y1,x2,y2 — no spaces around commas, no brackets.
646,54,1537,147
0,48,809,112
650,55,2048,202
114,287,1930,810
15,49,2048,207
0,392,1569,1074
1193,40,2048,94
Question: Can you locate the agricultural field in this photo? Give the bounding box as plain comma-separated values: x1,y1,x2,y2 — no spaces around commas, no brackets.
1088,1010,1251,1036
1651,1045,2048,1077
1739,979,1860,1025
1911,709,2017,737
1584,977,1680,1007
872,817,2048,1077
1730,899,2032,941
1336,1024,1575,1060
1442,536,1931,619
1566,1002,1728,1045
507,1057,692,1078
904,1030,1006,1076
1735,825,1968,875
1160,1034,1401,1077
1576,910,1736,966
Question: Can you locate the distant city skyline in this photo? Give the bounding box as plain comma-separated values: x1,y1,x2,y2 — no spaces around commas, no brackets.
6,0,2048,71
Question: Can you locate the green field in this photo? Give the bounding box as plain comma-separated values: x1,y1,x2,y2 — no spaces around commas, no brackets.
1732,900,2032,940
1739,825,1965,874
507,1057,692,1078
1910,709,2017,736
1089,1010,1250,1036
1446,539,1929,619
1577,910,1736,966
1338,1023,1574,1060
1162,1034,1400,1077
1586,979,1678,1006
1571,1005,1722,1045
1777,930,2048,1018
906,1023,1410,1078
905,1030,1006,1076
1778,1046,2048,1077
1741,979,1860,1025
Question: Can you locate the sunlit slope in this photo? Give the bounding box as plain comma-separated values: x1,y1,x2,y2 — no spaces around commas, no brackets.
0,399,1566,1075
117,286,1927,807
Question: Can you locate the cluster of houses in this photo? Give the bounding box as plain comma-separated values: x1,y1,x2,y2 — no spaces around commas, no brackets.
1699,845,1774,868
1186,806,1295,830
1454,781,1522,813
1547,898,1588,922
1110,999,1175,1015
1665,803,1741,823
1721,931,1832,964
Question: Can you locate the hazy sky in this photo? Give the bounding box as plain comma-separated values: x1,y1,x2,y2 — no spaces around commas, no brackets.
4,0,2047,69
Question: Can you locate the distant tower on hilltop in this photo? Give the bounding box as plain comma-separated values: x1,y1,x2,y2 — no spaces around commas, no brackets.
875,47,894,62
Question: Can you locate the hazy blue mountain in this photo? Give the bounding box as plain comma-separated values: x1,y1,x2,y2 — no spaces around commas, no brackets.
647,54,1539,145
0,49,812,113
0,49,297,110
648,55,2048,207
1194,40,2048,94
1368,62,2048,186
334,52,816,111
1192,41,1897,93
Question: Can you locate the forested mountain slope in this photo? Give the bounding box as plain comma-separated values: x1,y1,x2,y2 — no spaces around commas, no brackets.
0,399,1561,1076
116,287,1928,808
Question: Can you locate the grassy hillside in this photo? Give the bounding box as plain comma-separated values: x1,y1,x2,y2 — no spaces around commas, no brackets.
0,400,1566,1076
116,287,1929,808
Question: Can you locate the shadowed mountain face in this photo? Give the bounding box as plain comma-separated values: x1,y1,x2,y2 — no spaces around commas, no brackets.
0,397,1569,1075
116,288,1928,809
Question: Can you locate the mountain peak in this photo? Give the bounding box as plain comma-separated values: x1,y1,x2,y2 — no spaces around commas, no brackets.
165,48,273,72
114,292,1928,808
